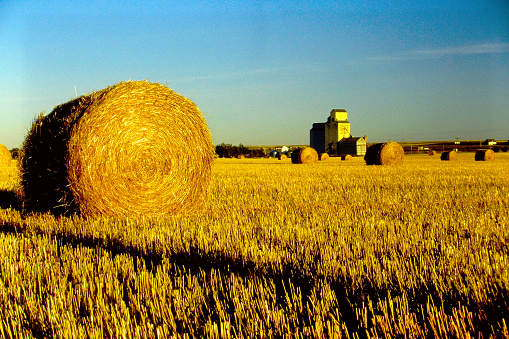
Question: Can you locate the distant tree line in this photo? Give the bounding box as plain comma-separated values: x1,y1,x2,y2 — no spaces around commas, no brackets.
215,143,265,158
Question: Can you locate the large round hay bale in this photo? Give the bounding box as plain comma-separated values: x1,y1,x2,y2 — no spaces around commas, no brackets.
341,154,352,161
291,147,318,164
278,154,288,160
319,153,329,161
441,151,458,161
364,142,404,165
21,80,214,218
475,149,495,161
428,150,436,156
0,144,12,167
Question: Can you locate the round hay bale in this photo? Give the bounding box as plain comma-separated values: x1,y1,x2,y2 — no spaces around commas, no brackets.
475,149,495,161
364,142,404,165
291,147,318,164
0,144,12,167
21,80,214,218
428,150,436,156
440,151,458,161
278,154,288,160
291,148,302,164
319,153,329,161
237,155,245,160
341,154,352,161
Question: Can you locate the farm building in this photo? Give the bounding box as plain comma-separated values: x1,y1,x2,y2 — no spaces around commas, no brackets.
310,123,326,153
310,109,366,155
338,136,367,156
326,109,351,143
310,109,350,153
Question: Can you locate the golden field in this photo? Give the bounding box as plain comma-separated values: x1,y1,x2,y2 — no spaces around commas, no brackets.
0,153,508,338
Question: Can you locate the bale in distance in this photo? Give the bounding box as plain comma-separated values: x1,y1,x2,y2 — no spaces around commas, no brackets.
341,154,352,161
291,147,318,164
475,149,495,161
21,80,214,218
441,151,458,161
428,150,436,156
319,153,329,161
364,142,404,166
291,148,302,163
278,154,288,160
0,144,12,167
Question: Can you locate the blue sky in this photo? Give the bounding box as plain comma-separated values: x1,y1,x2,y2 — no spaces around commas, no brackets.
1,0,508,149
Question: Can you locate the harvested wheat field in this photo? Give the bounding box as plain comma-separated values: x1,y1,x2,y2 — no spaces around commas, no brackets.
21,80,214,218
0,144,11,167
0,153,508,338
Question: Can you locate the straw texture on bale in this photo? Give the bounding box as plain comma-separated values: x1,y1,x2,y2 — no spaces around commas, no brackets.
0,144,11,167
441,151,458,161
475,149,495,161
21,80,214,218
364,142,404,166
291,147,318,164
428,150,436,156
341,155,352,161
319,153,329,161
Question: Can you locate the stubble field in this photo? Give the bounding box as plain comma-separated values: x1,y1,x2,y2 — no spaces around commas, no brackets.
0,153,508,338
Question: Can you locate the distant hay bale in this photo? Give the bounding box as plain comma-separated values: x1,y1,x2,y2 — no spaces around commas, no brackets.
428,150,436,156
364,142,404,165
319,153,329,161
21,80,214,218
278,154,288,160
0,144,11,167
291,148,302,163
341,154,352,161
475,149,495,161
291,147,318,164
237,155,245,159
441,151,458,161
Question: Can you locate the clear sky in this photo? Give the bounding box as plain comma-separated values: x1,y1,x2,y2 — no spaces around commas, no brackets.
1,0,508,149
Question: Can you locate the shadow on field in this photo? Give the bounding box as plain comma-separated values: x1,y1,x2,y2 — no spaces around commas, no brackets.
0,213,367,337
0,214,507,338
0,190,21,211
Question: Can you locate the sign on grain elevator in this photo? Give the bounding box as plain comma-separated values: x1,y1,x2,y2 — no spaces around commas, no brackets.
310,109,351,153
